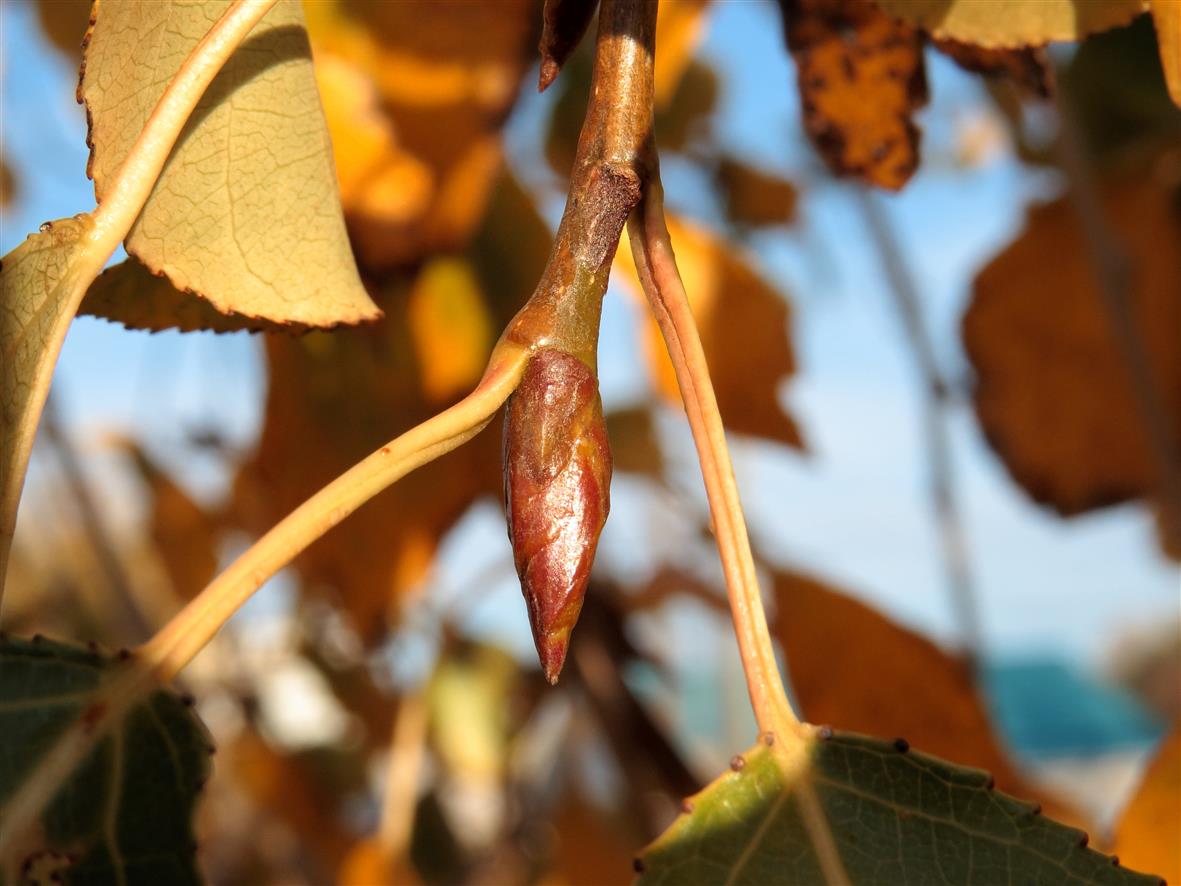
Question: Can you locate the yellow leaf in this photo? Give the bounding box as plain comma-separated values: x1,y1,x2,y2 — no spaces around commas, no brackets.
0,215,98,586
304,0,536,271
875,0,1148,47
654,0,713,107
616,215,804,449
80,0,379,328
408,258,494,405
1153,0,1181,108
1113,728,1180,884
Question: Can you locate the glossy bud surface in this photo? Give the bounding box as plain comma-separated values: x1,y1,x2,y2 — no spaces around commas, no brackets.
504,349,611,684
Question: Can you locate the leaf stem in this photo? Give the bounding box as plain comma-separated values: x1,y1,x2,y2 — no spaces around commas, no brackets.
0,0,280,607
0,346,525,860
626,173,799,740
139,348,526,682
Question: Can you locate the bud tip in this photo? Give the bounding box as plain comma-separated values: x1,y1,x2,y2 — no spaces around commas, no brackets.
538,629,571,685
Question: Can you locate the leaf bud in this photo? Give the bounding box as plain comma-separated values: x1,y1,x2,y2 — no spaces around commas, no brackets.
503,348,611,684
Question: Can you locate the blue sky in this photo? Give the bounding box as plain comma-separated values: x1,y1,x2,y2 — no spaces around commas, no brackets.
2,0,1176,674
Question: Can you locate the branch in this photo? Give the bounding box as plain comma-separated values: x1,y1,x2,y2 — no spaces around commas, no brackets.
626,174,799,740
854,189,985,669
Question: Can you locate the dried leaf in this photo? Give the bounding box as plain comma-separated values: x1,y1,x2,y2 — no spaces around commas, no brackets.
876,0,1148,47
1113,728,1181,885
305,0,536,271
772,572,1068,814
1153,0,1181,108
80,258,277,334
779,0,928,190
717,157,798,227
80,0,379,328
605,406,664,478
963,171,1181,554
122,443,219,602
34,0,91,57
338,838,421,886
934,39,1054,98
616,215,804,449
541,799,636,886
0,158,15,208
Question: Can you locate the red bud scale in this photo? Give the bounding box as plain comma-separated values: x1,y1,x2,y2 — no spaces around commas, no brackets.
503,348,611,684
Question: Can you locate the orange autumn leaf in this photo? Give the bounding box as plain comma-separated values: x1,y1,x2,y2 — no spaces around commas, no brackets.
772,571,1076,819
933,39,1054,99
305,0,536,272
779,0,928,190
1112,728,1180,884
963,170,1181,556
616,215,804,450
121,443,219,603
1154,0,1181,109
338,838,421,886
653,0,713,107
539,798,637,886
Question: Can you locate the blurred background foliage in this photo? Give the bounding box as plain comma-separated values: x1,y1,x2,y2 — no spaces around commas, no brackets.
2,0,1179,883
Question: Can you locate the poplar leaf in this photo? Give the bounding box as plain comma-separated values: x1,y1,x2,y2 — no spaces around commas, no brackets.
80,0,379,328
0,636,211,885
1,215,97,580
875,0,1148,47
638,731,1162,885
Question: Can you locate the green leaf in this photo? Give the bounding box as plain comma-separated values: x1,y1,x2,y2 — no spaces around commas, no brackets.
638,730,1164,885
0,636,211,884
0,216,100,587
80,0,380,330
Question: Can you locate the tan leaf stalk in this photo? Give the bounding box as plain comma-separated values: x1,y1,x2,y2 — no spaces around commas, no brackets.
626,171,799,741
0,0,281,606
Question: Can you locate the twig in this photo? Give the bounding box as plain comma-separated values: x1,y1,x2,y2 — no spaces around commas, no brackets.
40,396,152,639
1055,88,1181,531
854,189,985,669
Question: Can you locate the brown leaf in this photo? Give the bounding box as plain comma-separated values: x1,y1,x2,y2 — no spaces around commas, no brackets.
121,443,219,603
779,0,928,190
875,0,1148,47
35,0,91,57
605,406,664,478
305,0,537,272
1112,728,1180,884
772,571,1075,818
963,169,1181,555
616,215,805,450
0,157,15,208
716,157,798,227
540,798,637,886
933,39,1054,99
